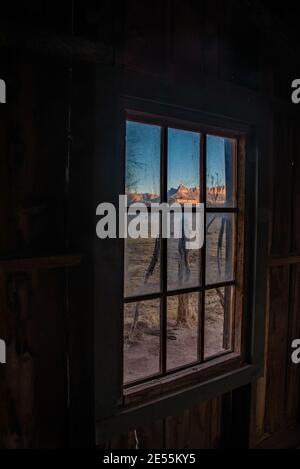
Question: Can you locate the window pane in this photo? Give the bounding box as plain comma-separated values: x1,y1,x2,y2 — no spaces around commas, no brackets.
206,213,235,285
167,214,201,290
124,299,161,384
126,121,161,205
204,286,234,359
167,293,200,371
206,135,236,208
125,213,160,298
168,128,200,204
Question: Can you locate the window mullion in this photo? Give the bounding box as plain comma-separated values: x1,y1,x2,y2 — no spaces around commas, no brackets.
200,133,207,362
160,125,168,375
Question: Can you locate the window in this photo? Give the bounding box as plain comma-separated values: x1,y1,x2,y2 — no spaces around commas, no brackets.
123,114,244,394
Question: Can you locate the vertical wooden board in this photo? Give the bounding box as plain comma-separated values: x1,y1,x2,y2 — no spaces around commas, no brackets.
189,401,212,448
134,419,164,449
0,50,10,254
29,270,68,448
270,114,293,255
0,274,12,448
165,401,212,449
209,397,222,448
0,50,69,448
118,0,166,72
165,408,191,449
264,266,290,434
0,270,68,448
31,56,69,251
230,385,251,448
249,273,271,447
169,0,203,67
219,1,260,89
201,0,220,76
74,0,114,44
68,62,96,448
0,49,32,255
250,379,267,447
285,264,300,423
0,51,68,255
109,430,136,449
292,119,300,253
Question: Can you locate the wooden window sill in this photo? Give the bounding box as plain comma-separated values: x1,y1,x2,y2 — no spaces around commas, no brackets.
96,359,261,440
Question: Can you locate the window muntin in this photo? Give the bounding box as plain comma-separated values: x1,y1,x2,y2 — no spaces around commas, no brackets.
123,118,239,387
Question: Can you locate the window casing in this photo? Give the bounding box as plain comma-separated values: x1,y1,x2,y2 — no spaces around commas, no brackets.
94,78,268,439
123,112,246,400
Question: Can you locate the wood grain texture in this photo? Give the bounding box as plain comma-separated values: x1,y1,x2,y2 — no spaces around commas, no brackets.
1,0,300,449
264,266,290,434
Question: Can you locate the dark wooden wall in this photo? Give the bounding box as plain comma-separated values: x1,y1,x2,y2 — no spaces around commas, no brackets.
0,0,300,448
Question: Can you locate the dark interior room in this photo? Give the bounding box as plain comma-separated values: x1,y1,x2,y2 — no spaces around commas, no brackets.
0,0,300,451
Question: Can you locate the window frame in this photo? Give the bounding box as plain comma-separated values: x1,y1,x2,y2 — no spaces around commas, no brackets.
94,93,268,440
123,111,242,393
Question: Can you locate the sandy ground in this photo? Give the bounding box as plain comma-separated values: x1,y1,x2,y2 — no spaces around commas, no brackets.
124,215,234,385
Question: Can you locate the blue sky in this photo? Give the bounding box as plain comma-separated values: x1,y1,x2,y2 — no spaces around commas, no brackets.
126,121,161,195
168,128,200,189
206,135,227,188
126,121,228,194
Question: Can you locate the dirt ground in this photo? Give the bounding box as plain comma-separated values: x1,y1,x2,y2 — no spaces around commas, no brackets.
124,215,234,385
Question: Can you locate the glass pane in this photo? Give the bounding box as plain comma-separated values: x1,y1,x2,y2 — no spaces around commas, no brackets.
168,128,200,204
167,213,201,290
204,286,234,359
206,213,235,285
124,299,161,384
206,135,236,208
125,213,160,298
167,293,200,371
126,121,161,205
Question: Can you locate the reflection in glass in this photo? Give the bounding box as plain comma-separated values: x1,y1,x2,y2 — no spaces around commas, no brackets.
204,287,234,358
125,213,160,298
124,299,161,384
167,293,200,371
206,213,235,285
126,120,161,205
168,128,200,204
206,135,236,208
167,211,201,290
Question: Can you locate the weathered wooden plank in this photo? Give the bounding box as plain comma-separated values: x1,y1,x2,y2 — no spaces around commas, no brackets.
269,254,300,267
264,266,290,434
201,0,220,76
30,270,68,448
169,0,203,67
0,48,70,448
117,0,166,73
165,408,191,449
285,264,300,423
270,114,293,255
256,425,300,449
292,119,300,252
165,400,215,449
134,420,165,449
249,273,271,447
209,398,222,448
